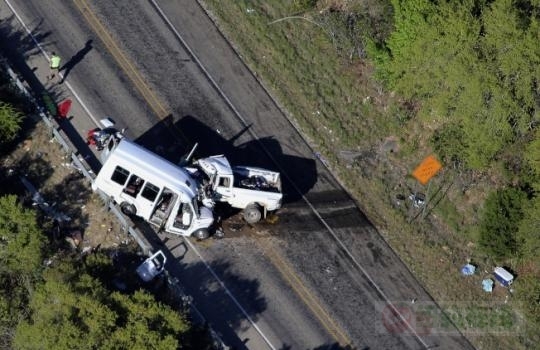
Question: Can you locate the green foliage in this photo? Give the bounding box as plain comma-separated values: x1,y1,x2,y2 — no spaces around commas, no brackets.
0,101,23,144
524,129,540,193
293,0,318,11
14,267,117,350
0,195,46,347
516,196,540,260
514,275,540,330
0,195,45,276
105,291,189,349
0,196,195,349
431,122,467,164
478,188,527,258
14,253,190,350
375,0,540,169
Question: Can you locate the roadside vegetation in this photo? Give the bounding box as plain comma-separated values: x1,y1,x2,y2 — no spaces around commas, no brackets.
0,60,213,349
201,0,539,348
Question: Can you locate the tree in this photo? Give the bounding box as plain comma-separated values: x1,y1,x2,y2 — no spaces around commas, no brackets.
0,195,45,347
104,291,189,350
372,0,540,169
14,253,191,350
0,102,22,145
0,195,45,275
478,188,527,258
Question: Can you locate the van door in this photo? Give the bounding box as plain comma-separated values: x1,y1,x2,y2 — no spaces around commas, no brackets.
164,199,194,236
136,182,161,219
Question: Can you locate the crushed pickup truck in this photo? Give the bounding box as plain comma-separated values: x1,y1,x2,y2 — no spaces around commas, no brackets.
186,155,282,223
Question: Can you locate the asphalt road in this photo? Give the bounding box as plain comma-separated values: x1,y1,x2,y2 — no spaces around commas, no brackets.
2,0,476,349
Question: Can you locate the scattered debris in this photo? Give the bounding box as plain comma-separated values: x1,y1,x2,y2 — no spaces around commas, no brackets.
20,176,71,222
461,263,476,276
137,250,167,282
482,279,494,293
494,267,514,287
408,192,425,208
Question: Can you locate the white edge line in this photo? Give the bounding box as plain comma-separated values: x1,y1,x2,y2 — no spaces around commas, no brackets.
151,0,430,348
8,0,272,348
183,237,277,350
5,1,271,348
4,0,100,127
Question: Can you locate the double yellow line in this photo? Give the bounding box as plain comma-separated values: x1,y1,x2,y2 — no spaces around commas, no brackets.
73,0,169,120
253,232,352,346
74,1,351,346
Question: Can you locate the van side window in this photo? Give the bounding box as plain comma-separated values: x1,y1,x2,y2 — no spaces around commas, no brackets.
111,166,129,185
123,175,144,197
141,182,160,202
218,176,230,187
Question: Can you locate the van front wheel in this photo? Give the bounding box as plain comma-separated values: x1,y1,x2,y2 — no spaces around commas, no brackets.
120,202,136,216
243,204,262,224
193,229,210,240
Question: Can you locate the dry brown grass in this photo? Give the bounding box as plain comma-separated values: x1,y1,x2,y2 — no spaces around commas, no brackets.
2,120,126,249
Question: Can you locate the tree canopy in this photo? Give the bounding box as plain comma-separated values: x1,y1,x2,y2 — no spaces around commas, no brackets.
372,0,540,168
0,101,22,145
0,194,194,350
13,254,190,350
0,195,46,347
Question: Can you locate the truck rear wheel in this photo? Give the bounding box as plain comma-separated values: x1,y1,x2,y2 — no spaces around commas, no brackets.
243,204,262,224
120,202,136,216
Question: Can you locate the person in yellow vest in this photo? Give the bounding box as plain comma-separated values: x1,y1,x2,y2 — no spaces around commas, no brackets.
48,52,61,81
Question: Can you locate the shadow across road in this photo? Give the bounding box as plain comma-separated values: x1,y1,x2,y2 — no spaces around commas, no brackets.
0,15,101,172
134,115,318,204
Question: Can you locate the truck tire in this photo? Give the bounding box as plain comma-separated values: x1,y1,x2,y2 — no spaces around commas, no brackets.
120,202,136,216
193,228,210,240
243,204,262,224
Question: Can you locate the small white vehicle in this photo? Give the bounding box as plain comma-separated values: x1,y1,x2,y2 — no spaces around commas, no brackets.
136,250,166,282
92,139,214,239
187,155,282,223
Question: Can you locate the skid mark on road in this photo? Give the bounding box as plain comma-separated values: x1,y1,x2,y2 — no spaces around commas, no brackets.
73,0,170,120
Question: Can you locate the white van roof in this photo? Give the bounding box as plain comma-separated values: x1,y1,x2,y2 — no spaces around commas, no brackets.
112,139,197,197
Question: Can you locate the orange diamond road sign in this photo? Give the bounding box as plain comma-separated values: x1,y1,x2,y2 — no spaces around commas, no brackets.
412,155,442,185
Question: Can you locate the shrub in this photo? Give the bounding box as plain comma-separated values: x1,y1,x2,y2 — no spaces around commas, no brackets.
431,122,467,165
478,188,527,258
0,101,23,144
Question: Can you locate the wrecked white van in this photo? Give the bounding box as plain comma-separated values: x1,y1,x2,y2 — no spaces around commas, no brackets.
92,139,213,239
